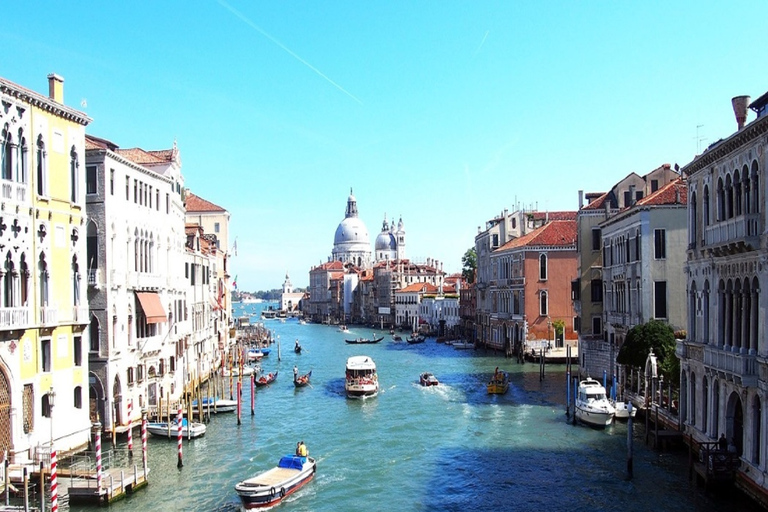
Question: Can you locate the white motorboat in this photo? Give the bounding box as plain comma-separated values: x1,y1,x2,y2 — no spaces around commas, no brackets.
222,365,259,377
575,378,615,427
345,356,379,399
452,341,475,350
235,455,316,509
192,397,237,414
147,418,207,439
613,400,637,420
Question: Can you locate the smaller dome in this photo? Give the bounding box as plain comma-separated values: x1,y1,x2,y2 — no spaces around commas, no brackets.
375,231,396,251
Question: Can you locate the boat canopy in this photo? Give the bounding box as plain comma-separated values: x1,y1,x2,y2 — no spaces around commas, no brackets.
346,355,376,371
278,456,305,470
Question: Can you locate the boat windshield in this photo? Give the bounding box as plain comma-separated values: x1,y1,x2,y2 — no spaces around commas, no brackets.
587,391,607,401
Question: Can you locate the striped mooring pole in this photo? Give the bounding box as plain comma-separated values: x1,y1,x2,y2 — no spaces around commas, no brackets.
94,422,103,498
237,380,242,426
177,405,183,468
141,410,148,478
50,448,58,512
127,399,133,458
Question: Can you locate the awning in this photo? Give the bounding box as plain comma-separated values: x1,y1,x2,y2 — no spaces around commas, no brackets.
136,292,167,324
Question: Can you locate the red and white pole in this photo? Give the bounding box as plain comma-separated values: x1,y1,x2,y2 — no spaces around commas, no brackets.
141,410,148,478
237,381,242,426
95,424,102,496
50,448,58,512
127,399,133,457
176,405,183,468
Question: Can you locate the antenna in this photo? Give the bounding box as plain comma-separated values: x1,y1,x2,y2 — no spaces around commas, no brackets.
694,124,707,154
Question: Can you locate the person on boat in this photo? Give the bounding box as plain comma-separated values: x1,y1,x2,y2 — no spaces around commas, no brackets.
295,339,300,349
295,442,302,456
294,366,299,380
298,441,308,458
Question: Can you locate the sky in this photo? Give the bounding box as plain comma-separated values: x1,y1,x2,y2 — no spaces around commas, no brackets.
4,2,767,292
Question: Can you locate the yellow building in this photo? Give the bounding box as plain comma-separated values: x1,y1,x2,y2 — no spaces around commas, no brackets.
0,74,91,464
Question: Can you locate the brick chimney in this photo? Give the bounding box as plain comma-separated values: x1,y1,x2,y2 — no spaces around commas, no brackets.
47,73,64,103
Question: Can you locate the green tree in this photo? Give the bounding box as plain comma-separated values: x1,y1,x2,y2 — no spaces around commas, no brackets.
461,247,477,284
616,320,680,381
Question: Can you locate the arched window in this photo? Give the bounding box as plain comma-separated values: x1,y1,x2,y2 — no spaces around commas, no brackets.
539,254,547,281
752,395,761,465
70,146,79,203
89,314,100,352
703,185,710,227
751,161,760,214
19,253,28,306
690,191,697,246
690,372,697,427
72,255,81,306
539,290,548,316
36,135,47,196
1,127,13,181
3,252,14,308
39,253,49,307
17,133,27,184
74,386,82,409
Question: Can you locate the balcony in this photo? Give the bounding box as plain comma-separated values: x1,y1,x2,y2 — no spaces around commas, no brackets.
0,180,29,204
73,305,90,324
704,214,760,252
88,268,102,288
39,306,58,326
703,345,758,387
0,307,29,330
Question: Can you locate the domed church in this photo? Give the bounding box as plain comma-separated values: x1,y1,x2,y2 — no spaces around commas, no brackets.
331,189,372,267
375,214,406,262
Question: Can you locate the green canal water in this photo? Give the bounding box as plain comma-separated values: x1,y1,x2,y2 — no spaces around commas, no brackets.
69,303,758,512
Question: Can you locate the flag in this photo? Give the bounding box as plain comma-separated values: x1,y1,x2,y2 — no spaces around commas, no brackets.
231,239,238,257
232,275,238,290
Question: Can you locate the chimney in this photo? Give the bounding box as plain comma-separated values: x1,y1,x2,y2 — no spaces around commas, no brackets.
732,95,751,130
47,73,64,103
629,184,636,206
578,190,584,209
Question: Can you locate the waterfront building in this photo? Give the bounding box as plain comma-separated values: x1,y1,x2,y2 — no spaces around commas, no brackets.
184,191,234,356
307,260,345,323
598,177,688,380
575,165,681,379
0,74,91,462
678,91,768,499
459,280,476,342
420,285,460,336
280,273,305,314
85,133,187,432
370,258,446,328
182,224,220,387
486,219,579,353
394,282,437,330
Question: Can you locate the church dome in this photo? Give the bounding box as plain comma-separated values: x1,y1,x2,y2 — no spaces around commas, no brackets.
334,217,370,246
375,230,396,251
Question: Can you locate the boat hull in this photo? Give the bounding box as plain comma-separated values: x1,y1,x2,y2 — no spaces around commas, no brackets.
146,421,206,438
345,383,379,399
235,457,316,509
575,406,615,427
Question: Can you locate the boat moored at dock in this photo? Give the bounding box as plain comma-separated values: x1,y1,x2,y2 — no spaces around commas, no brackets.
147,418,207,439
575,378,616,427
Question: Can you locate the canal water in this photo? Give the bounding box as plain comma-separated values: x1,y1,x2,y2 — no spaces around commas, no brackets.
70,303,758,512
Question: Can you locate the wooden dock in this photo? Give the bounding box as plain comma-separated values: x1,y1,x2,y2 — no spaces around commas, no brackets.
66,465,150,505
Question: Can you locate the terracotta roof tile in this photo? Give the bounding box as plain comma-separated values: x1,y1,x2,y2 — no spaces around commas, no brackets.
497,220,577,251
396,282,439,294
185,191,227,213
529,211,577,221
635,178,687,206
581,191,610,210
116,147,166,165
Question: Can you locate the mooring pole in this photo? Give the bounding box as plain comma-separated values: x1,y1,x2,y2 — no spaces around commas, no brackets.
627,402,634,479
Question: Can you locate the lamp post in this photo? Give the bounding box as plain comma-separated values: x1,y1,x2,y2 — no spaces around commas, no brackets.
48,387,56,448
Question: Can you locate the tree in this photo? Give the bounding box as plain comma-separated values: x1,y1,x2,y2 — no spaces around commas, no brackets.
461,247,477,284
616,320,679,381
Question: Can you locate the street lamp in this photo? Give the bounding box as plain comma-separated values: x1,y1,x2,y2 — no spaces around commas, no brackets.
49,387,56,448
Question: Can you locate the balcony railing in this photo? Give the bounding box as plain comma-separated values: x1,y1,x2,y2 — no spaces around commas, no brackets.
73,305,90,324
0,180,29,203
39,306,58,326
705,214,760,247
0,306,29,330
703,345,757,386
88,268,101,288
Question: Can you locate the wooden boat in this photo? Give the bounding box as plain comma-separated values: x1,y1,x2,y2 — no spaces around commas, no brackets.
406,334,425,344
345,336,384,344
147,418,207,439
293,370,312,388
575,378,616,427
487,370,509,394
191,397,237,414
222,365,258,377
419,372,439,386
255,371,278,387
234,455,316,509
294,344,302,354
345,356,379,399
392,334,402,342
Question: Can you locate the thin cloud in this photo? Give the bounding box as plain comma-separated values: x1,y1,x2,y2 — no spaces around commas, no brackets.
473,30,490,57
217,0,363,105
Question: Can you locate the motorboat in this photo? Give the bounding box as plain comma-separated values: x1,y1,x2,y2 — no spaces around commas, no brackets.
575,378,616,427
247,349,264,362
235,455,316,509
452,341,475,350
345,356,379,399
419,372,439,386
147,418,206,439
338,325,350,333
613,400,637,420
191,397,237,414
487,370,509,394
222,365,259,377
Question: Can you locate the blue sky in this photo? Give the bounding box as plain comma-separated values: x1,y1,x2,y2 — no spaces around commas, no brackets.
4,2,767,291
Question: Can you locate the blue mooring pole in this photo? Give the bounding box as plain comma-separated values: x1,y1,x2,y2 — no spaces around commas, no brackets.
566,370,571,417
627,402,634,479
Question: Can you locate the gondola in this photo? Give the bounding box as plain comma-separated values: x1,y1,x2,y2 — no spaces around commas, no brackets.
344,336,384,344
293,370,312,388
255,371,278,387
